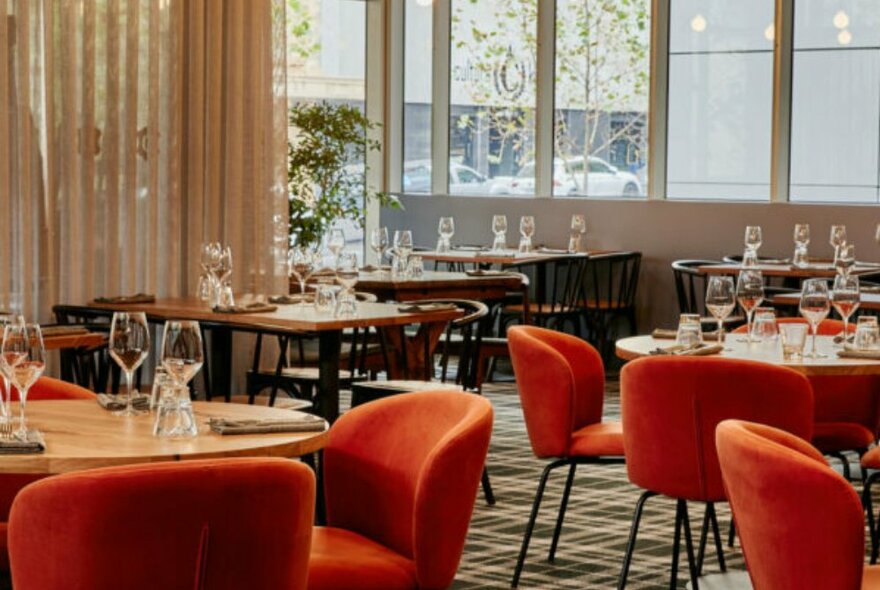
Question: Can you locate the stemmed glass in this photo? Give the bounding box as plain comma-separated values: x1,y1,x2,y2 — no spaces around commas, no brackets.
835,242,856,277
370,227,389,268
161,320,204,387
743,225,762,266
793,223,810,268
393,230,413,262
800,279,831,359
569,214,586,253
736,270,765,343
1,323,45,438
108,312,150,417
830,225,847,263
327,229,346,264
519,216,535,253
336,252,360,316
492,215,508,251
288,247,318,303
197,243,217,302
832,274,860,349
437,217,455,253
0,314,24,422
705,276,736,345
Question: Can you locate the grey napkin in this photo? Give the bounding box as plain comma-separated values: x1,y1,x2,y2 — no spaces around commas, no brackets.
651,343,724,357
268,294,313,305
536,247,570,254
213,303,278,314
465,269,515,277
97,393,150,412
398,303,459,313
92,293,156,304
838,349,880,360
0,430,45,455
41,325,91,337
208,414,326,435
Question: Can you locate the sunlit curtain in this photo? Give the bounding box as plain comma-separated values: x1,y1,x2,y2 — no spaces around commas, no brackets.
0,0,289,322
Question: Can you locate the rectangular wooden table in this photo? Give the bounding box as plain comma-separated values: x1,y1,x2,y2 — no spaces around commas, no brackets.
54,298,462,422
698,262,880,279
356,270,526,303
418,248,590,267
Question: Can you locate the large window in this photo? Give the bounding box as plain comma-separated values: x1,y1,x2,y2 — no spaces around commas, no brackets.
666,0,774,200
403,0,433,194
554,0,650,198
790,1,880,202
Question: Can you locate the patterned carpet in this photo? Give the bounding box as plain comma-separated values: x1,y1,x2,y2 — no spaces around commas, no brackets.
451,378,745,590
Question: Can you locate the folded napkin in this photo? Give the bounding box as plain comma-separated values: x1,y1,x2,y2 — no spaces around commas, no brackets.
536,247,570,254
652,328,720,341
651,343,724,357
833,332,855,344
838,349,880,360
41,325,91,337
213,302,278,314
97,393,151,412
452,245,487,252
208,414,326,435
465,269,515,277
92,293,156,304
0,430,45,455
268,294,313,305
398,303,460,314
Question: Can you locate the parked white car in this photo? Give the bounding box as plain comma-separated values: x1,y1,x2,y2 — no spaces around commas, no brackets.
402,160,513,196
507,156,642,197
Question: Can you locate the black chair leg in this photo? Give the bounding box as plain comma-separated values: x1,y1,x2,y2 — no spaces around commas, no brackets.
669,500,683,590
511,459,565,588
708,502,726,572
865,472,879,564
680,501,700,590
831,451,851,480
696,502,711,575
728,518,736,548
617,490,656,590
548,463,577,563
481,466,495,506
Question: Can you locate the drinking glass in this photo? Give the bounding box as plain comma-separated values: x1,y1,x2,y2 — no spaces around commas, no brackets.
793,223,810,268
327,229,346,263
314,285,337,314
855,316,880,350
736,269,765,343
799,279,831,358
437,217,455,253
108,312,150,417
288,247,318,302
393,230,413,263
750,307,779,345
832,274,860,348
780,323,808,361
408,255,424,278
519,216,535,253
569,214,587,253
161,320,204,387
335,252,359,317
675,314,702,348
370,227,389,267
492,214,508,251
835,242,856,276
830,225,847,262
1,323,45,438
705,276,736,344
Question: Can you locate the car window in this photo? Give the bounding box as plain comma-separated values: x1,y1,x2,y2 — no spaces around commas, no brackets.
589,159,612,174
457,167,483,184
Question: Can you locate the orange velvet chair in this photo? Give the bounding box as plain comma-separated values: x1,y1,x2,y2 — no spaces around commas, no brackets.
734,317,878,476
619,357,813,589
8,457,315,590
716,419,880,589
507,325,623,588
0,377,96,573
308,391,493,590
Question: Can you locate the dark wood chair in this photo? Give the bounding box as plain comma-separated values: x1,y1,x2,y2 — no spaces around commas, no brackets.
671,259,746,330
581,251,641,361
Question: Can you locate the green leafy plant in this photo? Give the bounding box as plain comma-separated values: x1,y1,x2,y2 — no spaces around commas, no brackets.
288,101,400,247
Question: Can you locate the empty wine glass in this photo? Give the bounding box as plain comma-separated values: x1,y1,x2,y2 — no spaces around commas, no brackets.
736,270,765,343
216,246,233,285
832,274,860,349
519,216,535,253
109,312,150,417
1,323,45,438
793,223,810,268
569,214,586,253
161,320,204,387
492,215,508,251
370,227,389,268
705,276,736,344
327,229,346,263
393,230,413,261
743,226,762,266
437,217,455,253
288,247,318,302
835,242,856,276
800,279,831,359
0,314,24,422
830,225,847,262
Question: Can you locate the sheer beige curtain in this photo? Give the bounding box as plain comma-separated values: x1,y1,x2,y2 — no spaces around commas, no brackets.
0,0,289,322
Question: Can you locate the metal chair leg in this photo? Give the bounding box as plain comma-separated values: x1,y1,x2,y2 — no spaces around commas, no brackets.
728,518,736,548
548,463,577,563
696,502,711,575
511,459,565,588
481,466,495,506
708,502,726,572
617,490,656,590
865,471,880,564
681,501,700,590
669,500,684,590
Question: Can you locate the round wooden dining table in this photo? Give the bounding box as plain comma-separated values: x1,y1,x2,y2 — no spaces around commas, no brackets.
616,334,880,377
0,400,328,474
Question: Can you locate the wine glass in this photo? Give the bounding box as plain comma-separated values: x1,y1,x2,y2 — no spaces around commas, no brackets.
0,314,24,422
519,216,535,253
830,225,847,262
492,215,508,251
288,247,317,302
216,246,233,285
569,214,586,253
744,226,763,251
736,270,765,343
370,227,389,267
161,320,204,387
393,230,413,261
799,279,831,359
835,242,856,276
1,323,45,438
108,312,150,417
793,223,810,268
832,274,860,349
705,276,736,344
437,217,455,253
327,229,346,263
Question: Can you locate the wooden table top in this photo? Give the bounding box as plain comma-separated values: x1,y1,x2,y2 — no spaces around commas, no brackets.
0,400,328,474
356,270,524,291
615,335,880,376
43,333,106,351
698,262,880,279
417,248,592,265
58,297,463,333
774,291,880,310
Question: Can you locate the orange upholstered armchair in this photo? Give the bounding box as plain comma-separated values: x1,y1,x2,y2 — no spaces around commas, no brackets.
507,325,623,588
8,457,315,590
0,377,96,573
619,357,813,589
717,420,880,589
308,391,493,590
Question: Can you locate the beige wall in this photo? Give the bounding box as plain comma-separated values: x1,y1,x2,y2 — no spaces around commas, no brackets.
382,196,880,329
